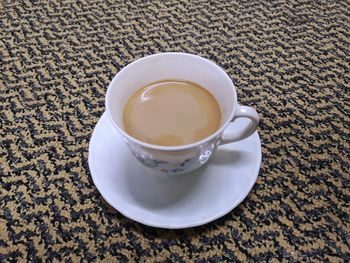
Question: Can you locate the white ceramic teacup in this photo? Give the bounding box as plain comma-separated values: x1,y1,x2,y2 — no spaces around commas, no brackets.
106,53,259,175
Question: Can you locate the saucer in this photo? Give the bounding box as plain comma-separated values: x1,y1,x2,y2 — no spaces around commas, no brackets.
88,113,261,229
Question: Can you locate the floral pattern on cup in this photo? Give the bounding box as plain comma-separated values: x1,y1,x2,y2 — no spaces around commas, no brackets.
124,133,220,175
132,148,194,174
134,153,167,168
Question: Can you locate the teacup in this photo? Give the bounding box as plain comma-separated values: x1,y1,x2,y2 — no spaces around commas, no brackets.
106,52,259,175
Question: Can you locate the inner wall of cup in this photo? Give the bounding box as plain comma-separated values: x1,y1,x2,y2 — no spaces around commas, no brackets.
107,53,236,131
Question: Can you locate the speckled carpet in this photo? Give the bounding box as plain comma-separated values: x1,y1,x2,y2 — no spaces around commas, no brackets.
1,0,349,261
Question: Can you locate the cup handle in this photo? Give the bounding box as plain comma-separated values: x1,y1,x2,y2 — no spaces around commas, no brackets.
220,105,259,145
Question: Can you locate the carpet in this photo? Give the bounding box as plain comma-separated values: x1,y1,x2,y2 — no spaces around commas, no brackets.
1,0,349,261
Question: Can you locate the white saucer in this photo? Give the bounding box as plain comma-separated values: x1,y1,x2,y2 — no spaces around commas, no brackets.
88,113,261,229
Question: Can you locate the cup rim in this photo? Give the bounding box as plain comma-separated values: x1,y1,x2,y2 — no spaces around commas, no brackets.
105,52,237,151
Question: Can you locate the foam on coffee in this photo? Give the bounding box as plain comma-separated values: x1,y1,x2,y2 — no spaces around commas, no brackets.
123,80,221,146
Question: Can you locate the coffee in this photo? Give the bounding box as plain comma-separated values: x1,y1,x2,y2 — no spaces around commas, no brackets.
123,80,221,146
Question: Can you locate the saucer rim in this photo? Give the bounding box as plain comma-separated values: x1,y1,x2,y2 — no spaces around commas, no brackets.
88,112,262,229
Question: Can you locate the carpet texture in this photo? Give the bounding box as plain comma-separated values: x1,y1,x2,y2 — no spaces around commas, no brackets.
1,0,349,261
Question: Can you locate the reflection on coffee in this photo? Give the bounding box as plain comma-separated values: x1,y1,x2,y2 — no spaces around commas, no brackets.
123,80,221,146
